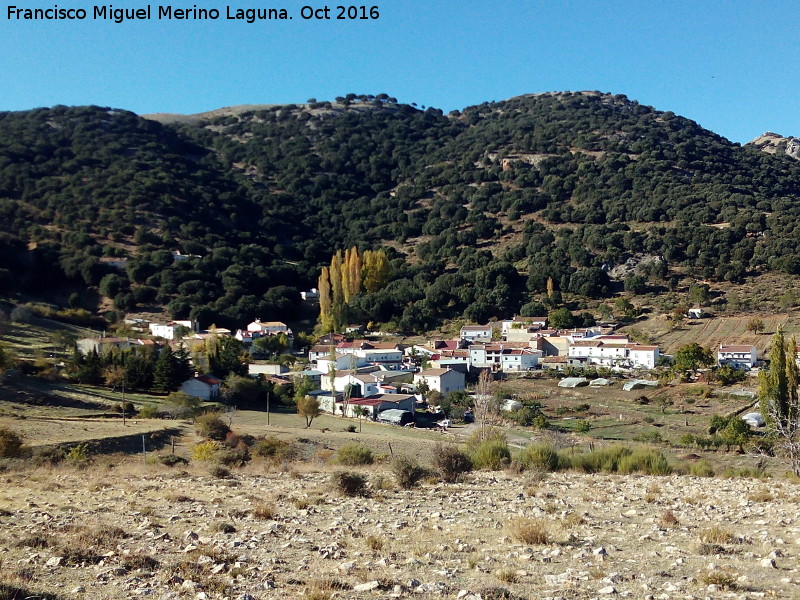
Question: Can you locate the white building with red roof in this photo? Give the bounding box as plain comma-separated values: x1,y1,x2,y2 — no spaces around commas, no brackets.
180,374,222,400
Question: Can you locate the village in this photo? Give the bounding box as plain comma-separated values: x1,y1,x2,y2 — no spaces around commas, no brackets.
71,309,765,430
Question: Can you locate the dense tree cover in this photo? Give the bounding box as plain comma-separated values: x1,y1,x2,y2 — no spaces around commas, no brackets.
3,93,800,333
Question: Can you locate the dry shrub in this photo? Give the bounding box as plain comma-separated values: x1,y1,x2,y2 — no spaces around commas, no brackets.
660,509,679,527
699,526,734,544
365,535,385,552
699,570,737,589
508,517,549,545
119,553,160,571
195,413,231,441
254,436,297,461
747,490,772,502
252,503,277,520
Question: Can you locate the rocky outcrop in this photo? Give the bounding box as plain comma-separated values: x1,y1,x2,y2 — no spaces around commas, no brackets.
747,132,800,160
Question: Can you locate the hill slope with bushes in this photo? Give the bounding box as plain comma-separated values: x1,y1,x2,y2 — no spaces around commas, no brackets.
3,92,800,331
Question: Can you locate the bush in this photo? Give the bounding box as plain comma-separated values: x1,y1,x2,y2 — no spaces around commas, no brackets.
517,443,559,472
568,445,633,473
508,517,549,545
689,460,715,477
163,392,202,418
470,439,511,471
159,454,189,467
331,471,369,497
392,456,428,489
253,436,296,461
65,443,89,463
0,427,24,458
137,404,160,419
334,443,373,466
32,446,65,465
195,413,231,441
617,449,672,475
432,443,472,483
192,441,219,461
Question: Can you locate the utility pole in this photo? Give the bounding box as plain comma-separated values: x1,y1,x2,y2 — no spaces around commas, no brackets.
122,377,127,426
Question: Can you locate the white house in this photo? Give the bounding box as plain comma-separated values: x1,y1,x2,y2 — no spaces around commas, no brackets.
247,319,291,335
460,325,493,342
414,368,465,394
499,348,542,372
501,316,547,338
334,394,415,419
718,345,758,370
180,374,222,400
308,344,336,363
568,341,660,370
148,320,197,340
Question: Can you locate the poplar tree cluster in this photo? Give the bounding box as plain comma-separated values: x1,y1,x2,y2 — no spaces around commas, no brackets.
318,247,391,331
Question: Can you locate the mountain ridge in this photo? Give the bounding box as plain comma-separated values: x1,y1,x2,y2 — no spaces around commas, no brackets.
3,92,800,332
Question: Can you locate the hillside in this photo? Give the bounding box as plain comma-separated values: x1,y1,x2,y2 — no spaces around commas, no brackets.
3,92,800,332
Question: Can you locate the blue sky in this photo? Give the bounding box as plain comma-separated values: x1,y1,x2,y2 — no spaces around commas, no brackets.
2,0,799,143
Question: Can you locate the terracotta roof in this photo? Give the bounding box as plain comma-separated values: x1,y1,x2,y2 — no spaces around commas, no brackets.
572,340,602,347
542,356,568,363
461,325,492,331
196,375,221,385
339,398,383,406
310,344,335,353
627,345,658,351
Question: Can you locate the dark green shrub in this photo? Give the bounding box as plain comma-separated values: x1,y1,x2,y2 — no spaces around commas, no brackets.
159,454,189,467
0,427,24,458
331,471,368,496
689,460,715,477
517,443,559,472
392,456,428,489
470,439,511,471
617,449,672,475
334,443,373,466
568,445,632,473
432,443,472,483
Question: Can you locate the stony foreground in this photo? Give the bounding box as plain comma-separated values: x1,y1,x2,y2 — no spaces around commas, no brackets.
1,462,799,600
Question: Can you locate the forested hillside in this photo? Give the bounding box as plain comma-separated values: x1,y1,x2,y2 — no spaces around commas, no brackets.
2,92,800,332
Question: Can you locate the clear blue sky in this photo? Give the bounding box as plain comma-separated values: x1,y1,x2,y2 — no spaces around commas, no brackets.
2,0,799,143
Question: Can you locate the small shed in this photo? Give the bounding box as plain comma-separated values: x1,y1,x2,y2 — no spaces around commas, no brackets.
558,377,589,388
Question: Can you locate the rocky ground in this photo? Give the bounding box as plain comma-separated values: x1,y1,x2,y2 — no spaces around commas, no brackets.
2,458,800,600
